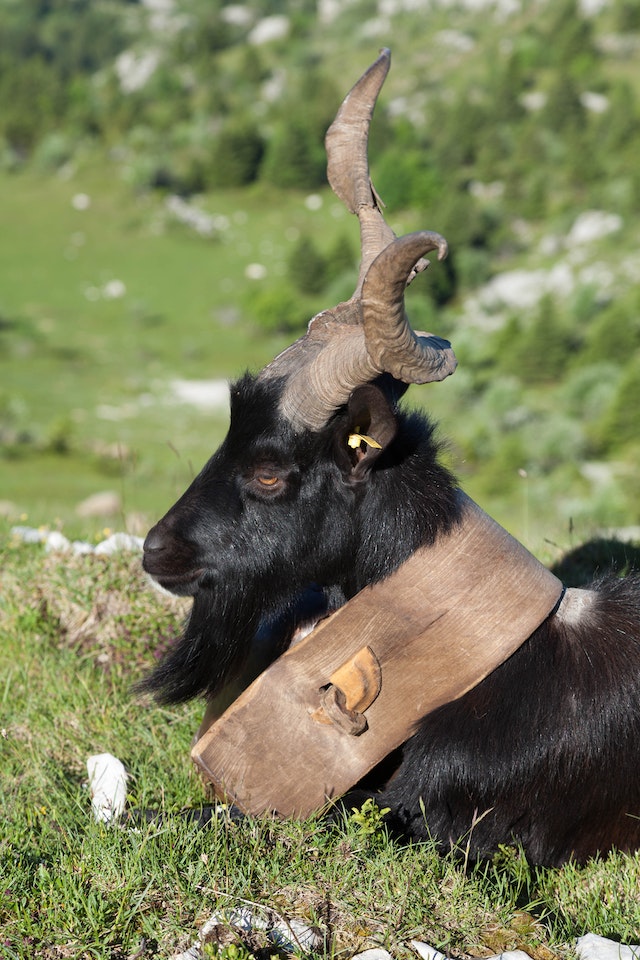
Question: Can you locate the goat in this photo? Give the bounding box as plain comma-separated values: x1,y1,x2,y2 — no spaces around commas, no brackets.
141,50,640,867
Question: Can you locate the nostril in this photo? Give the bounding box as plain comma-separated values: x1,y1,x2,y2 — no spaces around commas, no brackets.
143,526,167,553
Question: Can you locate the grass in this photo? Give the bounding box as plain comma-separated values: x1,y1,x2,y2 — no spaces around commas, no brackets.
0,164,359,537
2,529,640,958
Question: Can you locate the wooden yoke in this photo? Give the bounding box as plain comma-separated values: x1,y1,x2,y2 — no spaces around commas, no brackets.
192,491,564,817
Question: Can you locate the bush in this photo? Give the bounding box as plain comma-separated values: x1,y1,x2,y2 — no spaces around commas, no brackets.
493,298,576,385
260,117,325,190
594,352,640,453
578,296,640,369
208,121,264,188
248,284,306,335
287,234,327,296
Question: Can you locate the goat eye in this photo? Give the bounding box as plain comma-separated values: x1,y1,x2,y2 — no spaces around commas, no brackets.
245,463,291,498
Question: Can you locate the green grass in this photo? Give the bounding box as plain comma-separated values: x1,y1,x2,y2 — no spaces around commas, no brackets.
1,162,639,550
2,532,640,958
0,165,362,537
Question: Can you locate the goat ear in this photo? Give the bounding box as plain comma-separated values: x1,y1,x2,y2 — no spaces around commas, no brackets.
334,383,398,483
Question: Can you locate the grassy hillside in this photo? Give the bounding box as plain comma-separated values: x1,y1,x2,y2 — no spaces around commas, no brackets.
1,0,639,549
2,5,640,954
0,168,360,535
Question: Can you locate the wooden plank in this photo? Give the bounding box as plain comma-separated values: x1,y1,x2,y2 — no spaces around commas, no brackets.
192,492,563,817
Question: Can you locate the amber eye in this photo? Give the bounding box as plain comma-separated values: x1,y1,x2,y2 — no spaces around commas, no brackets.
257,476,279,486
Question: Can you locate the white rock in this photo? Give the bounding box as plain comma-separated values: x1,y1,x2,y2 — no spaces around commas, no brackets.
169,379,229,410
103,279,126,299
578,0,608,14
94,532,144,555
411,941,448,960
352,950,393,960
576,933,640,960
271,917,323,952
199,908,323,954
11,526,44,544
114,49,160,94
581,91,609,114
44,531,72,553
244,262,268,280
87,753,127,823
220,5,254,27
248,15,290,45
435,29,475,52
480,269,549,311
11,526,71,552
566,210,623,247
170,949,199,960
72,540,96,555
71,193,91,211
521,90,546,111
76,491,122,518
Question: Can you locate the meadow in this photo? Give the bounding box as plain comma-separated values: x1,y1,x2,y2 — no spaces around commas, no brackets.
4,163,634,559
3,536,640,959
0,165,364,537
2,0,640,954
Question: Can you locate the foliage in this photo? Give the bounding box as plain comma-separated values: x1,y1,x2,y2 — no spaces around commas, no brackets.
348,798,391,840
493,298,578,385
287,234,327,296
248,284,307,335
209,121,265,189
595,353,640,453
1,0,636,225
1,0,640,545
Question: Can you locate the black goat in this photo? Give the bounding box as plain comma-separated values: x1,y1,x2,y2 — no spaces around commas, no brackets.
141,51,640,866
142,373,640,866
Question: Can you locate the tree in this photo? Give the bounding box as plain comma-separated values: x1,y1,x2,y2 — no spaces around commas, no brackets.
209,121,264,188
288,235,327,296
261,118,325,190
596,352,640,452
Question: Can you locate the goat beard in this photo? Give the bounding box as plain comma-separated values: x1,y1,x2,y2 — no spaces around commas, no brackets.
139,583,263,705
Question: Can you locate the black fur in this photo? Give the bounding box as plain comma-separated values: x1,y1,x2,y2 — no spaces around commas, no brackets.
142,373,640,865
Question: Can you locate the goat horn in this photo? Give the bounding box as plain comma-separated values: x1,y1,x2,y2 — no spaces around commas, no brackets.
325,47,402,294
261,50,456,432
274,233,456,430
362,231,455,384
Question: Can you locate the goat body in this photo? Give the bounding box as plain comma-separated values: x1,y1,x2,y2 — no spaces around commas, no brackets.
142,374,640,866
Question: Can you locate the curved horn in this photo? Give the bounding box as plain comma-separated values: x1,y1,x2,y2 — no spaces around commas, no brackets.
261,50,456,431
276,232,456,430
325,47,397,294
362,231,453,384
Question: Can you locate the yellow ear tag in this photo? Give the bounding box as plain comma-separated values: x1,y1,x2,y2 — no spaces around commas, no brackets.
348,433,382,450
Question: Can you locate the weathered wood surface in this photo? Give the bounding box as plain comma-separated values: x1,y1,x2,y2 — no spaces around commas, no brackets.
192,492,563,817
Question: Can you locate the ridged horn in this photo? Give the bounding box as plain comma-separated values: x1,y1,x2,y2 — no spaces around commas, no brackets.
260,49,457,432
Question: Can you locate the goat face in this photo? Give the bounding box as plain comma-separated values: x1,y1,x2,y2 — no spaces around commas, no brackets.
143,376,398,600
141,374,458,705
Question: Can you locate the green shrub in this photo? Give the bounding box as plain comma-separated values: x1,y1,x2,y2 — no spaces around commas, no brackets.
209,121,265,189
260,118,325,190
593,352,640,453
248,284,306,335
287,234,327,296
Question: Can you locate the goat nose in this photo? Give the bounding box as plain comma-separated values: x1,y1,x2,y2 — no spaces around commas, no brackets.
143,525,167,553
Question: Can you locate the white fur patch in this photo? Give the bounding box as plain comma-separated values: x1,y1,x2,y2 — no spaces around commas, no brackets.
554,587,596,626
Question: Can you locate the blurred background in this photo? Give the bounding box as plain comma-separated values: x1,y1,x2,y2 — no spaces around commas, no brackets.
1,0,639,555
